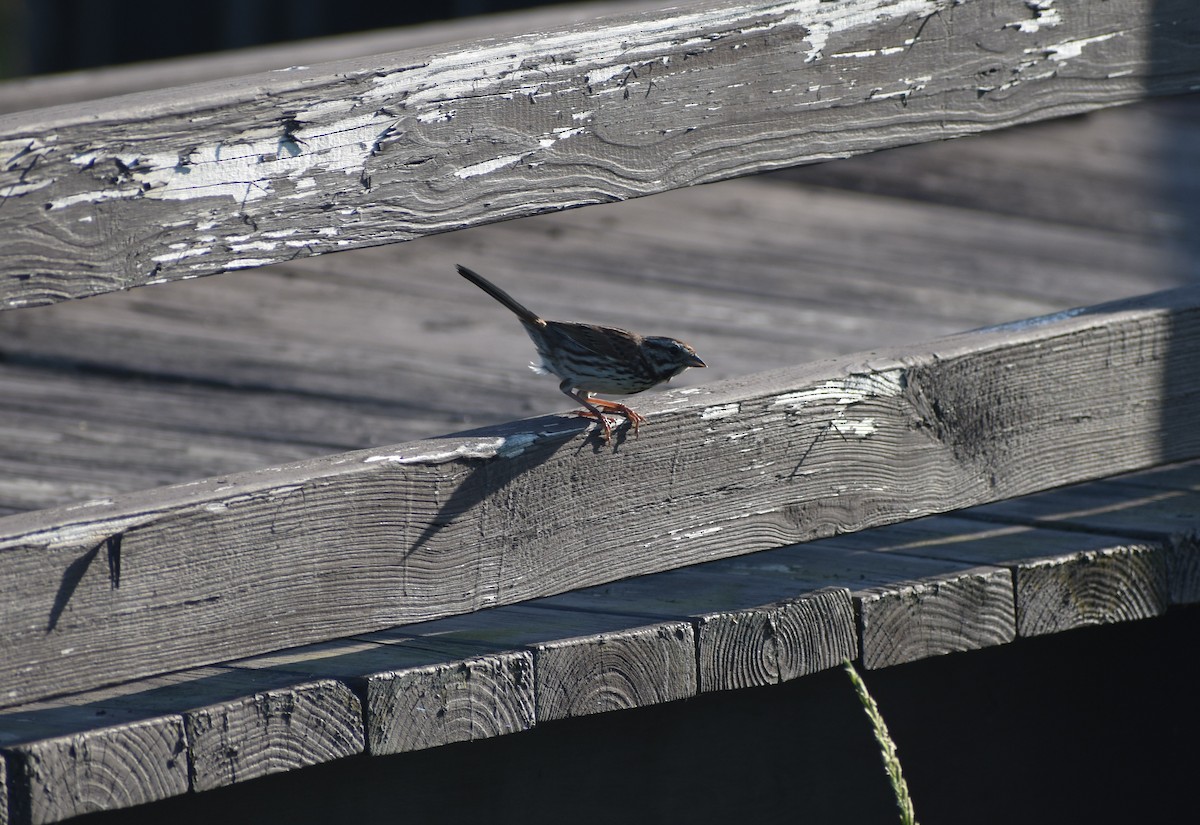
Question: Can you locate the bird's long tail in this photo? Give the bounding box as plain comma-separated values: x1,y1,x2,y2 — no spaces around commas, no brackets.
457,265,544,326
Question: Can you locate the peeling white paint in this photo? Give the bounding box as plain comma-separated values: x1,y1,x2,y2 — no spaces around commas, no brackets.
498,433,539,458
700,403,740,420
831,417,878,438
1044,31,1118,62
586,64,633,87
0,178,52,197
49,187,142,210
870,75,930,101
152,245,213,264
364,437,509,465
789,0,938,62
670,525,723,541
14,0,949,227
455,153,530,179
0,514,152,551
225,257,278,269
1006,0,1062,33
230,240,280,253
417,108,456,123
773,370,905,411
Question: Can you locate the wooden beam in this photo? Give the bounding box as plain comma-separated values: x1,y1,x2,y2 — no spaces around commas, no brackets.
2,285,1200,707
2,0,1198,307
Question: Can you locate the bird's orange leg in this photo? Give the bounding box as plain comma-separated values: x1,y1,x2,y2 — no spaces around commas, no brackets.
585,396,646,438
565,389,647,444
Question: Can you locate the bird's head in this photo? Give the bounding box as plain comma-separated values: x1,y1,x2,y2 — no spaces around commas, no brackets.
643,336,707,382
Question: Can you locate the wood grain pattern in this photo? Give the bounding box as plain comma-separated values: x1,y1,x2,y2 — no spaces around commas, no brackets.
961,463,1200,604
184,679,363,791
377,605,700,726
821,517,1171,636
693,588,857,693
692,540,1016,669
3,717,188,825
363,652,534,756
6,111,1194,517
2,286,1199,708
532,622,696,721
218,635,536,757
0,461,1193,823
1013,546,1168,636
856,567,1016,669
0,664,366,808
2,0,1197,307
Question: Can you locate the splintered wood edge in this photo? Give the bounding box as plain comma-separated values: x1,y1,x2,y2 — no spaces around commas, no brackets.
3,0,1198,306
1,285,1199,708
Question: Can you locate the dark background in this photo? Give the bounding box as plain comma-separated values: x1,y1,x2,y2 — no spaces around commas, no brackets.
0,0,583,79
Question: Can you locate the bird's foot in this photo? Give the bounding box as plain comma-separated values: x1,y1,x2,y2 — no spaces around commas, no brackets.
577,399,645,442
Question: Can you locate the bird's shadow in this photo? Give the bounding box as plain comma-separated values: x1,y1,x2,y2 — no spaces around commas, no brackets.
406,412,628,556
46,533,121,632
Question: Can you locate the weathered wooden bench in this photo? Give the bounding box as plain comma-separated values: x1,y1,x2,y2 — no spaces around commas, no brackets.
2,1,1199,822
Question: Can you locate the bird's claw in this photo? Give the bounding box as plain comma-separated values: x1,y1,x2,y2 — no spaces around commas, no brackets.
576,407,641,445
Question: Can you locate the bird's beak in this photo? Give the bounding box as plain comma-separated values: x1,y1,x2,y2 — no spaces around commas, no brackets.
686,354,707,368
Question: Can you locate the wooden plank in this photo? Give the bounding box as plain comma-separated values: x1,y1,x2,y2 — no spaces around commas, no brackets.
1,716,188,825
548,542,1013,671
961,464,1200,606
690,589,856,693
530,623,695,721
854,566,1015,669
2,286,1199,707
378,606,697,723
183,679,362,791
530,573,860,691
825,516,1169,637
223,636,535,757
3,0,1198,307
0,664,366,816
361,653,534,755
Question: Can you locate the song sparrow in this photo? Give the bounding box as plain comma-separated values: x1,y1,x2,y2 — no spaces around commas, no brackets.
458,265,706,443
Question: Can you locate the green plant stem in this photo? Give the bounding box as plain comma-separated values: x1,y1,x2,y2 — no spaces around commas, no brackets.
843,659,919,825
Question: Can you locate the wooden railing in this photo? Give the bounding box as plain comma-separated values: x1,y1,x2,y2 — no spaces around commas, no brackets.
4,0,1198,307
2,1,1199,822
